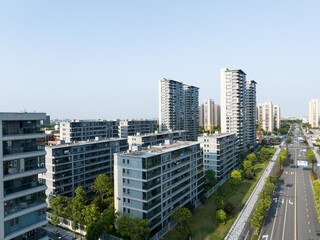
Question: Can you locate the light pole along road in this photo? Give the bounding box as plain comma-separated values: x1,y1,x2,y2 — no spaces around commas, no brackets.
258,125,320,240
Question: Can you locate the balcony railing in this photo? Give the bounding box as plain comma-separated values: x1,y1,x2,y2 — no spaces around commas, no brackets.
4,180,46,196
3,145,45,155
3,127,43,136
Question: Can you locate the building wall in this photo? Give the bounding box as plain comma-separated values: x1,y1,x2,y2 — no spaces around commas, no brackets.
0,113,48,240
273,105,281,129
308,99,319,128
42,138,128,200
118,120,157,138
220,68,247,153
114,142,204,234
198,133,237,180
203,99,215,131
245,80,257,150
258,102,274,132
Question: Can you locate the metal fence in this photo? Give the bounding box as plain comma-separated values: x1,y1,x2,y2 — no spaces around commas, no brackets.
46,212,87,235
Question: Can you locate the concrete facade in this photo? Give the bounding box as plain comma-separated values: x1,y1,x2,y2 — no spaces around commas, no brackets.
273,105,281,129
41,138,128,200
118,119,157,138
159,78,199,141
127,130,187,148
60,120,119,143
245,80,257,151
198,133,237,180
0,113,48,240
114,141,204,234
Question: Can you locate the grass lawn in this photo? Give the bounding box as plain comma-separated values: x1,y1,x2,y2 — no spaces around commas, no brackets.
164,161,269,240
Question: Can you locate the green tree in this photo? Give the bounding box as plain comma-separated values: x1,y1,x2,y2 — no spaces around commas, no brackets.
86,221,104,240
258,147,270,162
243,161,253,171
50,196,68,216
83,204,100,225
51,215,60,232
286,136,290,149
72,186,86,227
230,170,242,186
116,215,150,240
92,174,113,202
172,207,192,233
247,153,257,162
205,169,216,186
216,209,226,224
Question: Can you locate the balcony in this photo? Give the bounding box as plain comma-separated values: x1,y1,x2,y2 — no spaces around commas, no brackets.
4,177,46,196
3,145,45,156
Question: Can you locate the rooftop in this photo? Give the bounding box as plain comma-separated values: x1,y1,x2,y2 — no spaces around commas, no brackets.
46,137,127,149
128,130,187,138
118,140,198,157
199,132,236,138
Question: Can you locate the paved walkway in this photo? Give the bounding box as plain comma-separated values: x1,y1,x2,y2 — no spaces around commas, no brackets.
44,223,85,240
224,144,283,240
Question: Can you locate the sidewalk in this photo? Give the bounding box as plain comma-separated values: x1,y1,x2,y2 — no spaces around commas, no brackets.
224,144,282,240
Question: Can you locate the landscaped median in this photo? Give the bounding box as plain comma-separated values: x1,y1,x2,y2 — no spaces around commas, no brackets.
164,147,277,240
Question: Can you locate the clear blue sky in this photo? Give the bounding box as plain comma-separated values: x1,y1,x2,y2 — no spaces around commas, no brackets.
1,0,319,119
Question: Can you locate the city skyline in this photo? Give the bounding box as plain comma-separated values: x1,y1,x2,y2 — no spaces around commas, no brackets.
1,1,320,119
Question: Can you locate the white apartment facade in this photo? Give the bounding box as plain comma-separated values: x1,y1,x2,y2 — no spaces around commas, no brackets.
159,78,199,141
198,133,237,180
258,102,274,132
114,141,204,235
127,130,187,148
0,113,48,240
203,99,215,131
41,138,128,200
220,68,247,153
308,99,319,128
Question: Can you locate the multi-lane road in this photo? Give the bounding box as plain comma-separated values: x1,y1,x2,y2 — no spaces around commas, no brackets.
258,126,320,240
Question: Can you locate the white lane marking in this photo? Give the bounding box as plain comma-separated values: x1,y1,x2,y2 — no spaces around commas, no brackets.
307,214,309,218
244,230,249,240
271,196,281,240
273,198,278,203
307,208,309,212
262,234,268,240
289,200,294,205
306,203,308,207
308,221,310,225
282,199,284,204
309,229,311,233
282,199,288,240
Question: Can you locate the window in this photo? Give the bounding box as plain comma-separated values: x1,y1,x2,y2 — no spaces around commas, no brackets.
128,209,131,214
123,169,125,174
127,159,130,164
127,189,130,194
127,169,130,174
123,188,126,194
123,159,125,164
127,179,130,184
123,207,126,212
128,199,130,203
123,179,126,184
123,198,126,202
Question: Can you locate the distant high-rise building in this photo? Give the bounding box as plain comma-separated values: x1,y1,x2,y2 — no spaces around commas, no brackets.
214,104,221,126
258,102,274,132
199,103,204,126
159,78,199,140
308,99,319,128
0,113,48,240
203,99,215,130
273,105,281,129
220,68,247,153
245,80,257,150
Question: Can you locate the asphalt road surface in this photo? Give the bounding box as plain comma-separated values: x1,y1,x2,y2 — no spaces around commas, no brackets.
258,125,320,240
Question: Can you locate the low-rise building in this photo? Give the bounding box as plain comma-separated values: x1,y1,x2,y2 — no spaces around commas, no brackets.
198,133,237,180
114,140,204,235
118,119,157,138
60,119,119,143
127,130,187,148
41,138,128,200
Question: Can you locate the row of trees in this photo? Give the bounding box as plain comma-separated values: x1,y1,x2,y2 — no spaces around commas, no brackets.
249,176,277,232
312,179,320,224
278,150,288,171
50,174,151,240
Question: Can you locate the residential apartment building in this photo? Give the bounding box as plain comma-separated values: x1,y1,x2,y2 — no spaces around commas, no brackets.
60,120,119,143
203,99,215,131
308,99,319,128
198,133,237,180
273,105,281,129
0,113,48,240
159,78,199,141
114,141,204,235
220,68,247,153
41,138,128,200
199,104,204,126
214,104,221,126
127,130,187,148
118,119,157,138
245,80,257,150
258,102,281,132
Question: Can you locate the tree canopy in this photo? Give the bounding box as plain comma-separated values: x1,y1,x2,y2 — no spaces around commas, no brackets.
92,174,113,202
